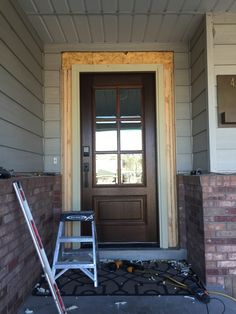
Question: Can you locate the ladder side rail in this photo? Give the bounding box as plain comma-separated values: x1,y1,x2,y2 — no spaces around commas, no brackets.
92,221,98,287
52,221,64,277
13,181,67,314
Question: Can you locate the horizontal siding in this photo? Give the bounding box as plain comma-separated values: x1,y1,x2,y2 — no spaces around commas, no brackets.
176,120,191,137
192,111,207,136
214,46,236,65
44,139,61,155
214,24,236,44
193,151,208,170
45,105,60,121
0,40,43,101
192,91,207,117
44,53,61,70
44,53,61,172
216,151,236,171
192,71,206,102
213,13,236,24
44,121,60,138
44,87,60,104
44,70,60,87
0,66,42,118
190,17,209,171
0,120,43,154
175,102,191,120
191,52,205,83
175,49,192,172
0,147,43,172
216,129,236,149
176,154,192,172
0,14,42,82
213,14,236,171
1,0,42,64
0,92,42,136
176,137,192,154
0,0,43,172
193,131,208,153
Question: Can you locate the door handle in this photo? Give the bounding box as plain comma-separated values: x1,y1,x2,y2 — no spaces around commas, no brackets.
83,162,89,172
83,162,89,187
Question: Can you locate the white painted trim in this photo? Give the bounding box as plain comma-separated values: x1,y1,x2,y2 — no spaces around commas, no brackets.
71,63,169,248
206,14,217,172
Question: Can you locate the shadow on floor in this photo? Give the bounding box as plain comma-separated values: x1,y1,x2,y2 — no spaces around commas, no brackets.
18,294,236,314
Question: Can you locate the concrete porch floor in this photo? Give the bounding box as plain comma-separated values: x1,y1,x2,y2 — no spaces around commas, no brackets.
16,250,236,313
17,294,236,314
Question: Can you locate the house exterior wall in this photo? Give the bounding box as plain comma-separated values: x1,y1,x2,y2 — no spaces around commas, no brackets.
190,18,209,171
0,0,44,172
44,44,192,173
212,13,236,172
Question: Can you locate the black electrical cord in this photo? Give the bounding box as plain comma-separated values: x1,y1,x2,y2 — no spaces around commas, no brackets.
205,297,226,314
210,297,226,314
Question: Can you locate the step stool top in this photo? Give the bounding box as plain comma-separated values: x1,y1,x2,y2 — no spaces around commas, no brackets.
60,211,94,222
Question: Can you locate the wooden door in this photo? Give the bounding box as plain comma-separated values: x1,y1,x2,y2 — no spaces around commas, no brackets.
80,73,158,244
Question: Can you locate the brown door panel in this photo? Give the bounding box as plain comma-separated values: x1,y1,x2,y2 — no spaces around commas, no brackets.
80,73,159,244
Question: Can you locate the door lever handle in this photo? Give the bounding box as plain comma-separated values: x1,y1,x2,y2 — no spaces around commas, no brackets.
83,162,89,172
83,162,89,187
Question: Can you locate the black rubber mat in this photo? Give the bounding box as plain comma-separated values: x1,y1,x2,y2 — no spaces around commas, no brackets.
33,260,204,297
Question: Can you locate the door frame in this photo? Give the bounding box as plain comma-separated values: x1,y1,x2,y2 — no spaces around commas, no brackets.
61,52,177,248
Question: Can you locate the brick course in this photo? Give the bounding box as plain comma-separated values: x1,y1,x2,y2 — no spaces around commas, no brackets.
178,174,236,296
0,176,61,314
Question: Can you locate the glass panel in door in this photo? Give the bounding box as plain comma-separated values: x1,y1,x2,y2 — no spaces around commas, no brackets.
94,87,144,186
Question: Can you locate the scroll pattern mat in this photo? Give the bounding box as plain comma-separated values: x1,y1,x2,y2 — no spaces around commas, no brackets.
33,260,204,296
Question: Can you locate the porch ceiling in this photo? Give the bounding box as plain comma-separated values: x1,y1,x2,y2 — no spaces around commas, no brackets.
16,0,236,45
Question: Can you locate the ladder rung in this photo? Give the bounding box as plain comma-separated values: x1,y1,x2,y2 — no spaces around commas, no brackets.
59,236,93,243
55,261,95,268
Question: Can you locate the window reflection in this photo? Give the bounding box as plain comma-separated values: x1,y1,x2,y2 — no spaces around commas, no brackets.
121,154,143,184
95,89,116,118
120,121,142,151
120,88,141,117
96,154,117,185
96,122,117,151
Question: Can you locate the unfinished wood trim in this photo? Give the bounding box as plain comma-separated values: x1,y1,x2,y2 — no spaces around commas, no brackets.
61,69,72,211
62,52,177,248
62,52,173,70
164,66,178,247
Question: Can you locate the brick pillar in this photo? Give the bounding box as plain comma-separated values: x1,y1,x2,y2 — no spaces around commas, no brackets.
0,176,62,314
178,174,236,296
201,175,236,296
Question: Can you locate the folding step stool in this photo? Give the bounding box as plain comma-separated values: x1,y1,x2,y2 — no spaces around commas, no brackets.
52,211,98,287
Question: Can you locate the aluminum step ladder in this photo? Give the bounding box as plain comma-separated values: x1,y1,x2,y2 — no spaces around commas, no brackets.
52,211,98,287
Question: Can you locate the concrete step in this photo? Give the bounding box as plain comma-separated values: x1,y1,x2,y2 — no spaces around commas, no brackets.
98,248,187,261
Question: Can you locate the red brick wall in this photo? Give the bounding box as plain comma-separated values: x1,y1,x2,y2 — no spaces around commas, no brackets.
0,176,61,314
180,176,206,281
178,174,236,295
177,176,187,248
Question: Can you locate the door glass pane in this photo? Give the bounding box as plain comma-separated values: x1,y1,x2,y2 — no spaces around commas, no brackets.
96,122,117,151
121,154,143,184
95,89,116,118
120,88,141,117
96,154,117,185
120,121,142,151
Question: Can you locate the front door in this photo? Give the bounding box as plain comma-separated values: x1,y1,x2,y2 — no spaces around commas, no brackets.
80,73,158,244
